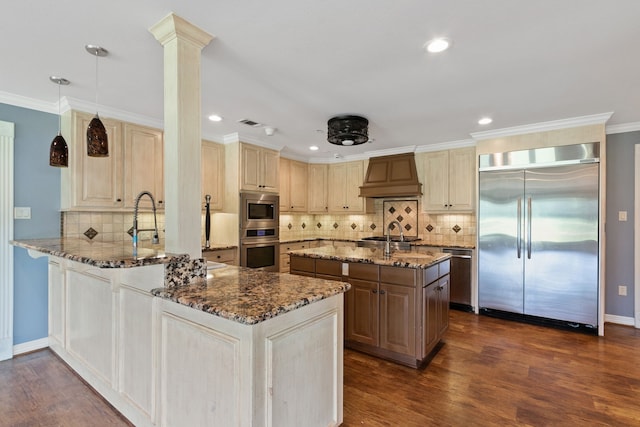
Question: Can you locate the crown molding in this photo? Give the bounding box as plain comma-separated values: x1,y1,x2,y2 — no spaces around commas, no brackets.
222,132,284,151
65,97,164,129
0,90,56,114
415,139,475,153
471,112,614,141
606,121,640,135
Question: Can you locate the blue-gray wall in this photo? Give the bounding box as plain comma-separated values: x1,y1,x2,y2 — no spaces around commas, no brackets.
605,131,640,318
0,103,59,345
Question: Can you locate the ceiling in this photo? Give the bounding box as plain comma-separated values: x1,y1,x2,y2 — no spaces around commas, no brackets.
2,1,639,161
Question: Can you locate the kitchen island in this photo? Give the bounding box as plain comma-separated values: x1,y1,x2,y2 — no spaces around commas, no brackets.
288,246,451,368
11,238,350,427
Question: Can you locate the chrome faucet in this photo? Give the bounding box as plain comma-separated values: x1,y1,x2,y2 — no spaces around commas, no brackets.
132,191,160,256
384,220,404,256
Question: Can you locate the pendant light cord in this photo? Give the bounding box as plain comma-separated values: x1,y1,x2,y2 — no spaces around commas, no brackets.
57,81,62,135
94,51,99,112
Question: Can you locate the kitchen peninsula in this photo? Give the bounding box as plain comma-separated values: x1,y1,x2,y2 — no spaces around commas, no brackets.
288,246,451,368
11,238,349,427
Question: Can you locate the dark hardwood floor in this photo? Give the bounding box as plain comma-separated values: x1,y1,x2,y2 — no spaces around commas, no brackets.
3,310,640,426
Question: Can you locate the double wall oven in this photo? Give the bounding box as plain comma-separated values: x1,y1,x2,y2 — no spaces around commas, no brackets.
239,192,280,272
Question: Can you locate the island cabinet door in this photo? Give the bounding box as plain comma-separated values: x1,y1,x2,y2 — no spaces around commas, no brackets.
423,281,440,358
379,283,416,356
345,279,379,346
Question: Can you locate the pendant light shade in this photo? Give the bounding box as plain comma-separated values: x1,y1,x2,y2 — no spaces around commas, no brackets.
85,44,109,157
87,113,109,157
49,76,70,167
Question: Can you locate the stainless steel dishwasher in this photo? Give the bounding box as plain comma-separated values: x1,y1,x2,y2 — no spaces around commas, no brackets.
442,248,472,312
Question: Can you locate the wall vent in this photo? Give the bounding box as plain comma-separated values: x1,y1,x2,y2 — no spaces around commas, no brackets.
238,119,262,127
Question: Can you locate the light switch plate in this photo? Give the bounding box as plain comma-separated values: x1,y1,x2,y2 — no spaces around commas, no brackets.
619,211,628,221
14,207,31,219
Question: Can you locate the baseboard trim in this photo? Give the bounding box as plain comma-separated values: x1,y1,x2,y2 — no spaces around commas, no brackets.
604,314,635,326
13,337,49,356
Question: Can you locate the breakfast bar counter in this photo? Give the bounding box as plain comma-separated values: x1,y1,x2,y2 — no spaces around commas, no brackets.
12,238,349,427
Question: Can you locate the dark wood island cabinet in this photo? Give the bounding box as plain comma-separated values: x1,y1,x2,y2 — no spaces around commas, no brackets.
289,247,450,368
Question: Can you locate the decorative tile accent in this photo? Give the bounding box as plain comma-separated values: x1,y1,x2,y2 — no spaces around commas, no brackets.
426,224,434,232
84,227,98,240
333,222,339,229
383,200,418,238
287,223,293,230
317,222,322,228
351,223,357,230
127,227,134,237
370,223,377,230
453,224,462,233
301,222,306,229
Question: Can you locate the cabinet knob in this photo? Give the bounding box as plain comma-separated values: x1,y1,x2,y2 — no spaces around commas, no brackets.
379,289,386,295
158,200,163,204
372,289,378,294
217,255,221,259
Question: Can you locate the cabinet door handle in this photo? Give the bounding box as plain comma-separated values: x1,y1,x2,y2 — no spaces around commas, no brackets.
158,200,163,204
379,289,386,295
117,198,122,202
372,289,378,294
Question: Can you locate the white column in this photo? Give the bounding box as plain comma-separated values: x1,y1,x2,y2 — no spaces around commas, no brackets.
149,13,214,258
0,120,14,361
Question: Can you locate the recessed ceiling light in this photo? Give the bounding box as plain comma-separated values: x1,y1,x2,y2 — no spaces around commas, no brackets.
425,38,450,53
309,145,319,151
478,117,493,125
208,114,223,122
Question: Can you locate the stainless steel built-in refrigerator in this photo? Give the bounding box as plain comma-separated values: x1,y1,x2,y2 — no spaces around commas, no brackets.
478,143,599,327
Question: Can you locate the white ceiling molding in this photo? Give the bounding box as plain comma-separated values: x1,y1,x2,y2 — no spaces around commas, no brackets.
470,112,614,141
65,96,163,130
606,122,640,135
364,145,417,158
221,132,284,152
415,139,475,153
0,90,56,114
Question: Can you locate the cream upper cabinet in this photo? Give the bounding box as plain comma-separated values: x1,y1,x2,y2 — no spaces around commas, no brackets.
61,110,165,211
123,124,164,209
240,143,279,193
280,158,308,212
308,163,328,213
328,161,373,214
61,111,124,210
421,147,476,212
201,140,225,211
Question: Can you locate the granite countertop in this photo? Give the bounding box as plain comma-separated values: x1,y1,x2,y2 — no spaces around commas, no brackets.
11,238,188,268
202,244,238,252
152,265,350,325
280,237,475,249
288,246,451,269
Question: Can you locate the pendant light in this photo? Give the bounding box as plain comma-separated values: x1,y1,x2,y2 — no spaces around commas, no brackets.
49,76,70,167
85,44,109,157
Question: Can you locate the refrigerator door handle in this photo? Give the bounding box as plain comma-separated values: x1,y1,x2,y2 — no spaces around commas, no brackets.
516,197,522,259
527,197,532,259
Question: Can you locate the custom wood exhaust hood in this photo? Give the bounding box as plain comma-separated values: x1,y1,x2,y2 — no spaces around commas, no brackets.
359,152,422,198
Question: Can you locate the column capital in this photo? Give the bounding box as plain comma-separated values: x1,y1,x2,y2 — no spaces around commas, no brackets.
149,12,214,49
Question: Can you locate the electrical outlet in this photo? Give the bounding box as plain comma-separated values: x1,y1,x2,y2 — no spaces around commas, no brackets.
619,211,628,221
618,285,628,296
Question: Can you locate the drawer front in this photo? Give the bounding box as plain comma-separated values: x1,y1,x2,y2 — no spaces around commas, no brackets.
280,254,291,273
290,256,315,274
205,249,236,263
316,259,342,277
348,262,379,281
439,259,451,277
281,241,311,254
423,264,439,285
380,266,417,287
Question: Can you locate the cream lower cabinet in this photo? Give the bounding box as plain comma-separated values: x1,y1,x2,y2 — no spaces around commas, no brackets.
201,140,225,211
420,147,475,212
47,258,343,427
327,161,373,213
280,158,308,212
61,111,164,211
308,164,328,213
240,143,279,193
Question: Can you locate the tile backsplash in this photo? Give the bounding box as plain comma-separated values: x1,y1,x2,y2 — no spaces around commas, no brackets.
62,198,476,247
279,198,476,246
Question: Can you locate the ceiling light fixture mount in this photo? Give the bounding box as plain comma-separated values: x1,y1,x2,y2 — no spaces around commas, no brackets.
49,76,70,167
327,115,369,146
85,44,109,157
